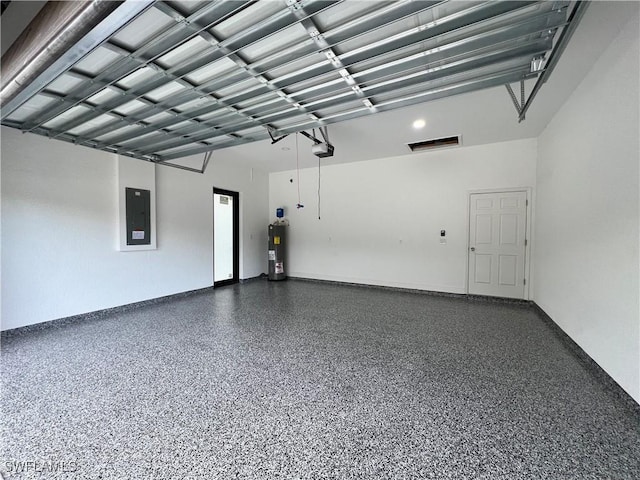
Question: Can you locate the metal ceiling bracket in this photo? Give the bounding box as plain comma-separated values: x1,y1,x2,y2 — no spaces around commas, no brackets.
299,126,332,148
268,128,289,145
318,126,329,144
505,82,524,116
518,1,590,122
156,150,212,174
299,130,321,144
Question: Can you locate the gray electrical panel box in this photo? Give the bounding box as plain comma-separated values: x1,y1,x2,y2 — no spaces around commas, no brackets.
125,188,151,245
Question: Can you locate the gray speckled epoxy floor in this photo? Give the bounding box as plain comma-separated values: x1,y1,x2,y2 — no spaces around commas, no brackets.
1,280,639,479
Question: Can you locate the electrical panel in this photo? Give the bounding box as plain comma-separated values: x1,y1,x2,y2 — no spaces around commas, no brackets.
125,188,151,245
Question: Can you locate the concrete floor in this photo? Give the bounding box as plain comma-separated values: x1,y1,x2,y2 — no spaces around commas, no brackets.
2,279,639,479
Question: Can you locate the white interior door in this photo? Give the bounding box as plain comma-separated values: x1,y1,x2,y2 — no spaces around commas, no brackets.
214,192,234,283
468,191,527,299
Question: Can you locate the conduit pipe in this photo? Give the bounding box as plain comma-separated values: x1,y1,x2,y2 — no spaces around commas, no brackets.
1,0,121,110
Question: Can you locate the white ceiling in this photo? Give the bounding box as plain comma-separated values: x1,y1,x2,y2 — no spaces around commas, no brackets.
200,1,635,173
0,1,46,56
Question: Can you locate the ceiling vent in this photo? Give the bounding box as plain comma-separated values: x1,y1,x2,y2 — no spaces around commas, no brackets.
407,135,460,152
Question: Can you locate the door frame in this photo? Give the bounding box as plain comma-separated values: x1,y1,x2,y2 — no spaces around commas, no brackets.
213,187,240,287
465,187,533,300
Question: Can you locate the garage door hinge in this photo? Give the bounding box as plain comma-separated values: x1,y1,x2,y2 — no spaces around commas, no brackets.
525,239,528,246
523,279,526,285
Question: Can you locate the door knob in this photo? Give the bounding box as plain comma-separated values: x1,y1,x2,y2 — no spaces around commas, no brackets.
470,247,475,251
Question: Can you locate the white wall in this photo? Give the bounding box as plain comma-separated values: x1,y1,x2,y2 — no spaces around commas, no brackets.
535,10,640,403
269,138,537,294
0,127,268,330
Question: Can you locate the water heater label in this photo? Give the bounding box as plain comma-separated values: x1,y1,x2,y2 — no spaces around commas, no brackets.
274,236,281,245
268,250,276,261
275,262,284,274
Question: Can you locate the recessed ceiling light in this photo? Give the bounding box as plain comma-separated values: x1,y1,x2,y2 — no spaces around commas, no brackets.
413,119,426,129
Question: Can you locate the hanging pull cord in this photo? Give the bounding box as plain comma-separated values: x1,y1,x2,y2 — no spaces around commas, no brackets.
296,132,304,209
317,156,321,220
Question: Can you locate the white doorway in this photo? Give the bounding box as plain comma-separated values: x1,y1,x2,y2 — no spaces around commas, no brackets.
468,190,528,299
213,188,239,287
